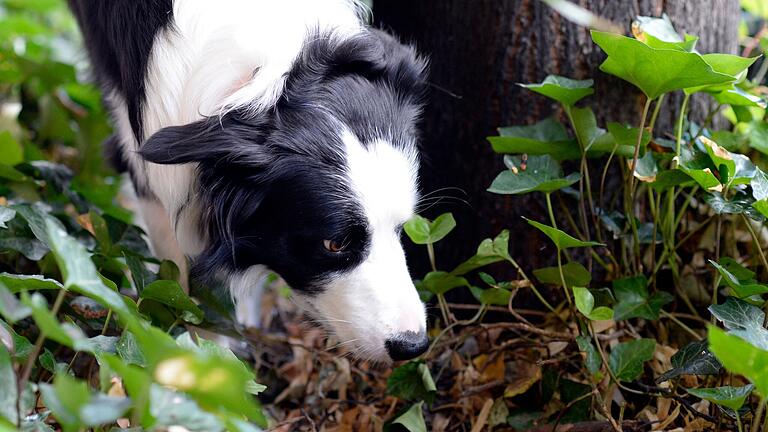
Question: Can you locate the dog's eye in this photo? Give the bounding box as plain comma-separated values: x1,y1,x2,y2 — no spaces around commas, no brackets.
323,239,347,253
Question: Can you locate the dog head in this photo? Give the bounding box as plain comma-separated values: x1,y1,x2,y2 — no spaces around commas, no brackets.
140,29,429,362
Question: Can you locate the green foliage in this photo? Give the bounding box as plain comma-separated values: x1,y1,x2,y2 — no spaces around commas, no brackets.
686,385,753,411
488,155,580,195
611,275,673,320
0,1,266,429
387,361,437,404
609,339,655,381
404,213,456,245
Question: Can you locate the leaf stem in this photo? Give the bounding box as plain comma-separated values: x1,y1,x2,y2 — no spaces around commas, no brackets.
18,289,67,395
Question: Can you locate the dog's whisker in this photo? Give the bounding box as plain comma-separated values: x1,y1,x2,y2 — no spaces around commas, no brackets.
325,338,359,351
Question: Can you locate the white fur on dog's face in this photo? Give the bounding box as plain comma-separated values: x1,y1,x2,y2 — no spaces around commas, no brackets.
295,131,426,361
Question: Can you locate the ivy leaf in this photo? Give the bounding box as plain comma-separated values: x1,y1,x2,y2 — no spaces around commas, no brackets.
0,281,30,324
450,230,510,276
576,335,602,377
573,287,613,321
533,262,591,288
0,207,14,229
140,280,204,324
524,218,604,250
416,271,469,296
609,338,656,381
709,326,768,397
389,401,426,432
657,339,722,382
470,285,512,306
0,273,63,293
710,259,768,298
709,297,768,350
591,30,735,99
686,385,753,411
675,147,722,191
0,344,17,425
633,151,658,182
387,361,436,404
705,192,765,221
632,15,697,51
44,218,138,326
490,117,579,160
713,86,767,108
612,275,673,320
40,373,130,432
686,54,758,94
149,385,224,432
519,75,594,106
404,213,456,245
21,292,95,353
488,155,580,195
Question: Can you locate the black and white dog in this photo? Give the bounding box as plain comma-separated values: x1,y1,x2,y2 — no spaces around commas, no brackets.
67,0,429,362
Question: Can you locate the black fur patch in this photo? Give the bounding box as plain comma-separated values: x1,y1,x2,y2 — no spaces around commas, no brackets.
67,0,174,142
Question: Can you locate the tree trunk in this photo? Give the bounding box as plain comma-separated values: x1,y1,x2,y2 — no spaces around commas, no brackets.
375,0,741,275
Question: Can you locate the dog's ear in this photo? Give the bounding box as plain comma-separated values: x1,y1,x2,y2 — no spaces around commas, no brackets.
139,115,271,166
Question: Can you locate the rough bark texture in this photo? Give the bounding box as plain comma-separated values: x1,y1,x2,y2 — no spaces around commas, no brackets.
375,0,741,274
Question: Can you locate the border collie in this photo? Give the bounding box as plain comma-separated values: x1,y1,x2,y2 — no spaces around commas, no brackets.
67,0,429,362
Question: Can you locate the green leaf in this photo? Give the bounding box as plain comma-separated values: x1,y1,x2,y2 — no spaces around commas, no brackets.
0,207,15,229
40,373,130,432
470,285,512,306
116,331,146,367
713,86,767,108
450,231,510,276
149,385,224,432
686,54,758,94
709,326,768,397
387,361,436,404
750,121,768,155
390,401,426,432
576,335,602,376
700,136,753,186
676,147,722,191
0,132,23,167
525,218,604,250
21,292,95,353
573,287,594,316
570,106,610,151
0,273,63,293
609,338,655,381
519,75,594,106
709,297,768,350
649,170,695,191
141,280,204,324
633,151,658,182
124,253,156,294
657,339,721,382
573,287,612,321
403,213,456,245
0,281,30,324
591,30,735,99
490,117,579,160
488,155,580,195
742,0,768,18
44,218,138,326
416,271,468,295
612,275,673,320
632,15,696,51
710,259,768,298
533,262,591,288
687,385,753,411
705,192,765,221
0,345,17,425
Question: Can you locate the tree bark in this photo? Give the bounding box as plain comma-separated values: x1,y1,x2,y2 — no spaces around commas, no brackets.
375,0,741,274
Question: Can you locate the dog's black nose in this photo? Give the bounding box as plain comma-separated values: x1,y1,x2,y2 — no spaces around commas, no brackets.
385,331,429,361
